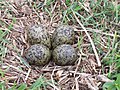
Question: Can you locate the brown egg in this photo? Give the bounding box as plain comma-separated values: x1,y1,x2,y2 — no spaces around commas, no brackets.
25,44,51,66
27,24,51,48
53,44,77,66
52,25,75,49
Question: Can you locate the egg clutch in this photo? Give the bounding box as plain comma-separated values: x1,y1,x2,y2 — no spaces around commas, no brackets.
25,25,77,66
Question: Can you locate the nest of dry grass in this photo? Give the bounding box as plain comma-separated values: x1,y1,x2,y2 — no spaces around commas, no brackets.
0,0,119,90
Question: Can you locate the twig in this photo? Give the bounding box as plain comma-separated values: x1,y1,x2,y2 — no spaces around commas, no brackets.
6,63,27,75
47,82,59,90
74,54,82,77
74,28,120,37
75,75,81,90
51,66,59,90
78,2,89,12
51,1,58,14
25,68,31,81
72,10,101,66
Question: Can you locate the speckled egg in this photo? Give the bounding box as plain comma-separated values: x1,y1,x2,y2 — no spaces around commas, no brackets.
27,24,51,48
53,44,77,66
52,25,75,49
25,44,51,66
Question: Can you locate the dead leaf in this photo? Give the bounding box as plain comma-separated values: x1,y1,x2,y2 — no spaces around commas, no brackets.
21,5,32,15
56,70,64,78
13,0,26,7
97,75,114,82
